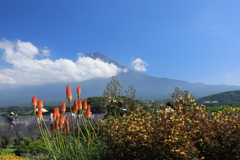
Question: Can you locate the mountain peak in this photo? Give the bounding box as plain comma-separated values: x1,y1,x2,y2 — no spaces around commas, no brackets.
84,52,126,69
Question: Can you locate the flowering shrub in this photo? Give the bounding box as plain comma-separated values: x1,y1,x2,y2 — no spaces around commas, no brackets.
101,109,197,159
0,152,27,160
101,94,240,160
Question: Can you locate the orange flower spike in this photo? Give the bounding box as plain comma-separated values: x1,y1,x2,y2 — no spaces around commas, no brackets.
50,123,55,133
37,107,42,118
66,85,72,103
83,99,88,110
56,107,60,117
78,100,82,110
53,107,59,120
37,99,43,108
76,86,81,99
61,102,66,113
37,99,43,118
72,109,77,114
60,114,65,124
86,105,92,118
87,104,91,113
32,96,37,111
72,99,78,114
86,111,92,118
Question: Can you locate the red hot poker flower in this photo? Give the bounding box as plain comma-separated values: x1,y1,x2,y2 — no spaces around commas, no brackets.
76,86,81,99
78,100,82,110
66,85,72,102
32,96,37,114
76,86,81,94
53,107,59,120
37,99,43,118
59,114,64,129
60,114,64,124
37,99,43,108
32,96,37,107
86,105,92,118
37,107,42,118
72,99,78,114
61,102,66,113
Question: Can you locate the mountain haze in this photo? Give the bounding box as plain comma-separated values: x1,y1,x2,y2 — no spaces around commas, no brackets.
1,53,240,107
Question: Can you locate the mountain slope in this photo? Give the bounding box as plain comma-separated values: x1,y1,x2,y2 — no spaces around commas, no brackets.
196,90,240,106
84,52,126,69
1,52,240,107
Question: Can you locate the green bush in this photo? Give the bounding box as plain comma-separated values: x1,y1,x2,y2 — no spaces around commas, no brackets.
15,137,47,156
28,139,48,155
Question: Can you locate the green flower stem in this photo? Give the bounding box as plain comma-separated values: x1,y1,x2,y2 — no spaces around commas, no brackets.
35,117,57,160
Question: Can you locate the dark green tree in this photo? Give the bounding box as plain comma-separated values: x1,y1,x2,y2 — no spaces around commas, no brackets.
7,106,23,115
87,96,104,113
103,76,124,117
124,85,137,111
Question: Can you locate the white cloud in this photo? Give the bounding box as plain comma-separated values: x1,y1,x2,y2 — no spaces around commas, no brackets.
0,39,122,87
42,46,51,57
77,52,84,57
122,68,129,73
131,58,148,72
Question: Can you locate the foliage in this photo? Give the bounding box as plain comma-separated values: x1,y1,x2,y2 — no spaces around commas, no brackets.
0,118,41,149
2,80,240,159
206,105,240,113
87,96,105,113
0,130,13,149
6,106,24,115
103,76,125,117
14,137,48,156
100,91,240,160
170,87,195,101
103,76,124,100
123,85,137,110
196,90,240,106
103,76,139,118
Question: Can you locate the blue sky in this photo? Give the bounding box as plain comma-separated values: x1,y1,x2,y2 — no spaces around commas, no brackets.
0,0,240,90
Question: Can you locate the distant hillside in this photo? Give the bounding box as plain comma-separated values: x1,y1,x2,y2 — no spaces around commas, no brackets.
196,90,240,106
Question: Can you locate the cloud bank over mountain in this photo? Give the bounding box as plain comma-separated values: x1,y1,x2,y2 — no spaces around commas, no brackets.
0,39,122,89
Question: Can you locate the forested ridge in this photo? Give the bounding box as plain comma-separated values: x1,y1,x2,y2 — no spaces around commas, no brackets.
196,90,240,107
